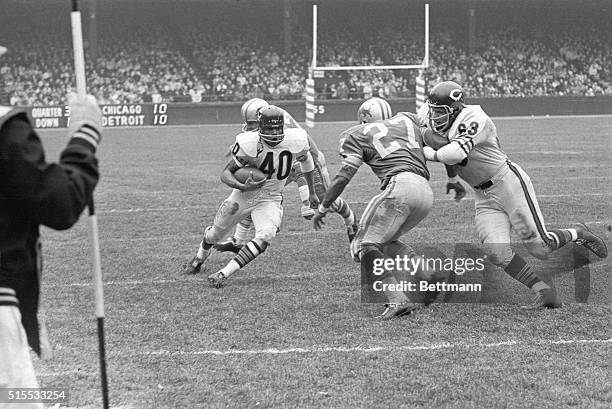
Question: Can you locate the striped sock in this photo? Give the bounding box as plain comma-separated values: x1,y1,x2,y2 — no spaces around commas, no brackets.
332,198,354,227
546,229,578,249
221,239,268,278
504,253,549,291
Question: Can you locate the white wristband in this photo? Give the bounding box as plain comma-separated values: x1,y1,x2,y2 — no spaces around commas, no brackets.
318,204,331,214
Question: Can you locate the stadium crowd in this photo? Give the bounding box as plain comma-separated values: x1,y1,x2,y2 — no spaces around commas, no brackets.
1,3,610,106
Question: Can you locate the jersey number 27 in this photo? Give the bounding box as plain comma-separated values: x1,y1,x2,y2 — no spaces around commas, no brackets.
363,116,419,158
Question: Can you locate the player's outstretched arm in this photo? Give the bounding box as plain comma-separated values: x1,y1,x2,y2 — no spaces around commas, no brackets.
313,164,356,230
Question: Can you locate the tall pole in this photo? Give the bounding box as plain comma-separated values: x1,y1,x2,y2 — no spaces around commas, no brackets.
425,3,429,68
70,1,109,408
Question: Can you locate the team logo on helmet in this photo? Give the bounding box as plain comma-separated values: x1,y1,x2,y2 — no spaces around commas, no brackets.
357,98,393,124
449,89,463,101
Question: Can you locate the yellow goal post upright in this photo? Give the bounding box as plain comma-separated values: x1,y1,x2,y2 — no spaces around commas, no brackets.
305,3,430,128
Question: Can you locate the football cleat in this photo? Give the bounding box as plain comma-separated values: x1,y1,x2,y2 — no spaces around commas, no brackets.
347,221,359,243
574,222,608,259
375,302,419,320
184,255,205,275
207,271,227,288
213,239,243,254
521,287,561,309
301,205,315,220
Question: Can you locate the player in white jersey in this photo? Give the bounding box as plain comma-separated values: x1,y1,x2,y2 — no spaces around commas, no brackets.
184,106,318,287
215,99,358,254
422,81,608,308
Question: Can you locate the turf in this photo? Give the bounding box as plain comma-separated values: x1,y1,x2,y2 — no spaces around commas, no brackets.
33,115,611,408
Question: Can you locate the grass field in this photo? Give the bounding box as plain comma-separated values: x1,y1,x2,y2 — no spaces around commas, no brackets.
33,115,611,408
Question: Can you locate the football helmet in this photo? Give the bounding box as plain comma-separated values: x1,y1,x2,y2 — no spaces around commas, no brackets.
427,81,465,134
258,105,285,146
241,98,269,131
357,97,393,124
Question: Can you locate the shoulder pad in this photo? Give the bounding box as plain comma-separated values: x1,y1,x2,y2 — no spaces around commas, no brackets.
282,128,309,153
233,131,261,159
448,105,489,139
396,112,421,126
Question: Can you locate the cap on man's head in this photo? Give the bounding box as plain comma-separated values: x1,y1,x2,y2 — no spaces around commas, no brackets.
0,46,7,57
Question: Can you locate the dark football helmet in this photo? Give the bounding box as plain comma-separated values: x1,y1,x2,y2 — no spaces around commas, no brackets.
258,105,285,146
427,81,465,134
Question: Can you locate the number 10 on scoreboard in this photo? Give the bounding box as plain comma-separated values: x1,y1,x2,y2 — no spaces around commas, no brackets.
153,103,168,125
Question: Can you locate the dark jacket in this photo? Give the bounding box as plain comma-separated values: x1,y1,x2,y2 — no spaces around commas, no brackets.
0,107,99,354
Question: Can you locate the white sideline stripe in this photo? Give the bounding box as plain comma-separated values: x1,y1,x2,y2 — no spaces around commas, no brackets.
36,339,612,378
45,220,610,246
137,338,612,357
96,193,611,215
38,369,96,377
45,274,315,288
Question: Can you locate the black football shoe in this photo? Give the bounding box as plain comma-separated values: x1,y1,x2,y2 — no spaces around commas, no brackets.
375,302,419,320
574,223,608,259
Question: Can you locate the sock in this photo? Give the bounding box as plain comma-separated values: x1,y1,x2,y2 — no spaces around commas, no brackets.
504,253,549,292
332,198,354,227
298,185,310,206
222,239,268,278
196,240,212,259
362,246,408,304
546,229,577,249
233,218,253,245
197,228,215,259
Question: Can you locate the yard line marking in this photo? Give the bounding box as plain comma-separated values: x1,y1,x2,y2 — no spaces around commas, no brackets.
96,193,611,215
44,274,319,288
43,220,610,246
135,338,611,357
38,369,97,377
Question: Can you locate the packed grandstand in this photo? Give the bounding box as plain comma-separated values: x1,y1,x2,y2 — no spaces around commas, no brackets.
0,0,610,106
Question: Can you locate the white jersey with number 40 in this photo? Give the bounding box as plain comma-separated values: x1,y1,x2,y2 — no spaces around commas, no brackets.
232,128,311,196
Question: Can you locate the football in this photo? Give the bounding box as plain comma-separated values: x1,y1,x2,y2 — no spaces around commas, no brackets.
233,166,267,184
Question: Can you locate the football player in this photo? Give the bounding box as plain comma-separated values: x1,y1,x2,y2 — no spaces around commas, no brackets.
185,106,319,287
421,81,608,308
215,98,358,254
313,109,435,320
360,97,467,201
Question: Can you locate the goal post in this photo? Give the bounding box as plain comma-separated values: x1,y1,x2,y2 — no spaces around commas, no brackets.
306,3,430,127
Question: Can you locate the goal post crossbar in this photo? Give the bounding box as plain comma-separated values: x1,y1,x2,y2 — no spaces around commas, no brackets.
306,4,430,128
310,4,429,74
312,64,426,71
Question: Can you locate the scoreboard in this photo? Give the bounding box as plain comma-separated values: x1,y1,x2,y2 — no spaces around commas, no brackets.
29,103,170,129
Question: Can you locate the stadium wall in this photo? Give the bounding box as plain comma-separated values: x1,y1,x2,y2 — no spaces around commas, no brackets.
29,96,612,129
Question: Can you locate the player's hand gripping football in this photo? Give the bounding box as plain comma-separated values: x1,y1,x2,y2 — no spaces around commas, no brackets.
242,175,266,191
446,180,466,202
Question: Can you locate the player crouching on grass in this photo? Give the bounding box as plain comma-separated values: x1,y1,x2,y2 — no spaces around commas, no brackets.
184,106,319,287
215,98,358,254
421,80,608,308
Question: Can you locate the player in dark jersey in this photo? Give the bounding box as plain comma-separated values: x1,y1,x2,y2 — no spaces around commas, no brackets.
313,112,434,319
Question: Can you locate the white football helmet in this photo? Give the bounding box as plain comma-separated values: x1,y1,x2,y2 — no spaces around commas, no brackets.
241,98,269,131
357,97,393,124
